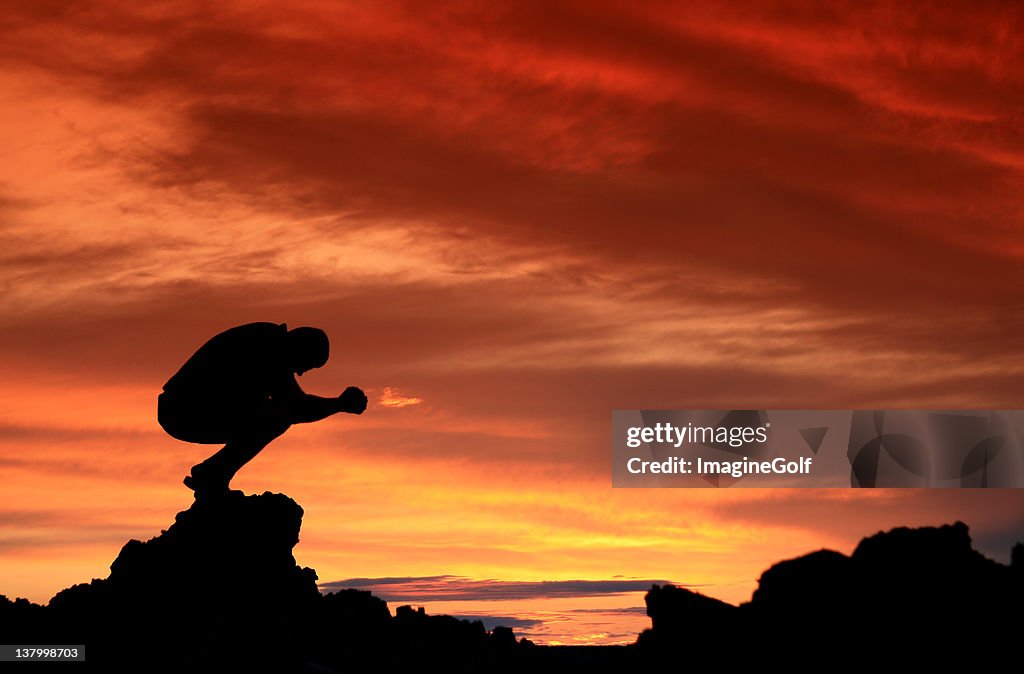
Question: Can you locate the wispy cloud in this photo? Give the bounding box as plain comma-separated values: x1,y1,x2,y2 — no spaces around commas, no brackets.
376,387,423,409
321,575,676,602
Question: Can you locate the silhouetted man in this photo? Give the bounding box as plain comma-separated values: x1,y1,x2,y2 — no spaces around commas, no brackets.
158,322,367,497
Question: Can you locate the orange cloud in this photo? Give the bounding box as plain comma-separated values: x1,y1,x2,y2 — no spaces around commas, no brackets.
377,387,423,408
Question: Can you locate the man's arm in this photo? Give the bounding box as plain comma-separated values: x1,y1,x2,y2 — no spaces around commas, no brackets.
271,374,367,424
291,388,367,424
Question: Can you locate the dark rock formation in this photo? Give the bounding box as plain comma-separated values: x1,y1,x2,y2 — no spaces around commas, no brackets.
640,521,1021,665
0,595,47,645
46,492,320,671
2,492,523,672
3,503,1019,671
749,548,853,611
638,584,738,648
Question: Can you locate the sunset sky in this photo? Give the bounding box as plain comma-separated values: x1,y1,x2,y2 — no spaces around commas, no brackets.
1,1,1022,644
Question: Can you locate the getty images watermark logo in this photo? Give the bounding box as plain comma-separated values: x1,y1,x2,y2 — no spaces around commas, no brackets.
612,410,1024,488
622,420,811,478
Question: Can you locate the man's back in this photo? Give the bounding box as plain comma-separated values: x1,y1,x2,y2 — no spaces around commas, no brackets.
162,322,289,399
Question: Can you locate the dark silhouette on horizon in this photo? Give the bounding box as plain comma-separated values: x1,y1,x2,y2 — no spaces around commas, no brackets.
640,521,1022,665
0,491,529,672
158,322,367,497
1,503,1019,671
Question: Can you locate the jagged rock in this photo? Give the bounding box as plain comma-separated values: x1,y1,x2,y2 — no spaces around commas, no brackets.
4,511,1018,670
641,522,1021,665
490,625,517,648
0,595,47,644
4,491,522,672
47,492,320,671
749,548,852,611
639,584,738,647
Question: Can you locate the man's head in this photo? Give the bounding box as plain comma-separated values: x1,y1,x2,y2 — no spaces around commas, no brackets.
285,327,329,375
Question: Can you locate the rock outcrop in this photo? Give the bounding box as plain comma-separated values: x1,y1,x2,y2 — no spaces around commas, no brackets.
639,522,1021,666
46,492,319,670
2,491,523,672
2,510,1018,670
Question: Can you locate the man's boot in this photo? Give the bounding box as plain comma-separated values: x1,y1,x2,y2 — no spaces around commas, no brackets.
183,460,231,499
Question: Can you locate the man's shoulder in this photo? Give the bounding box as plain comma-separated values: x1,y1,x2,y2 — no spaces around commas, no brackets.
216,322,287,340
